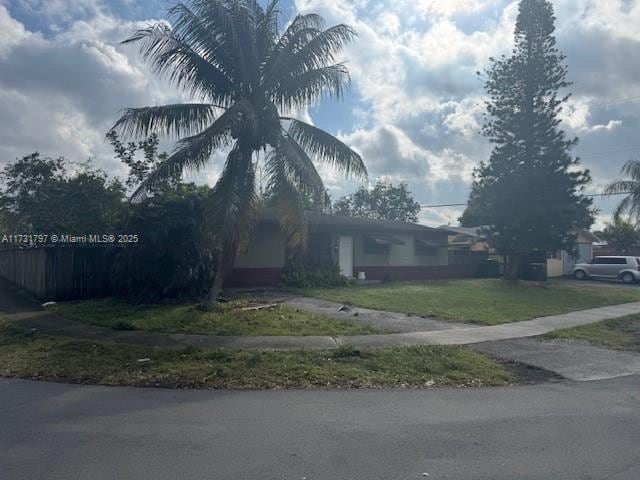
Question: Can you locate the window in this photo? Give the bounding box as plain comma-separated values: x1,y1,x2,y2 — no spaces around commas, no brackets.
363,236,390,255
415,238,438,256
594,257,627,265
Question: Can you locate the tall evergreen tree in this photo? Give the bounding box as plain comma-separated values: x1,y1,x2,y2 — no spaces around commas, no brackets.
461,0,594,279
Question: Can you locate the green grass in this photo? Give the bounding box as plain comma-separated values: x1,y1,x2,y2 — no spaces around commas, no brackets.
0,321,514,389
299,279,640,326
544,314,640,352
48,298,382,336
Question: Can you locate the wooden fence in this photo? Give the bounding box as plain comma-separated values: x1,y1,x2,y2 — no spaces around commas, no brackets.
0,247,495,301
0,248,111,300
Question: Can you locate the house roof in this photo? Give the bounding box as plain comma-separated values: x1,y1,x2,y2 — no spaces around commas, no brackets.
259,210,446,235
438,225,487,238
572,227,601,244
305,212,446,234
439,225,601,244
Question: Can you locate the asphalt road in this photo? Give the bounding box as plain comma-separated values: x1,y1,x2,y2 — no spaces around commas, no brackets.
1,377,639,480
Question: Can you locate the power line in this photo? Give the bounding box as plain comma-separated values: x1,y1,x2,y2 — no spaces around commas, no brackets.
420,191,631,209
417,145,640,209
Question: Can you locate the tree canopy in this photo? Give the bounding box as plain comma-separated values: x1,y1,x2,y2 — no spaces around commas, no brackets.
599,219,639,254
461,0,594,279
333,181,421,223
0,153,125,234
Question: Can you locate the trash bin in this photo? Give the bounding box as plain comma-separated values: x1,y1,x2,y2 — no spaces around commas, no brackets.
523,262,547,282
478,260,501,278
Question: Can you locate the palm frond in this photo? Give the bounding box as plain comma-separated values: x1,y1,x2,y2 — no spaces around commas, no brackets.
285,118,367,178
167,3,237,78
259,0,280,41
605,160,640,222
266,24,356,90
278,13,324,43
123,23,235,103
273,63,349,109
261,13,324,80
613,195,632,222
265,149,307,249
187,0,254,83
254,0,280,70
131,102,254,200
268,132,326,208
621,159,640,181
209,143,258,260
111,104,220,140
604,180,636,195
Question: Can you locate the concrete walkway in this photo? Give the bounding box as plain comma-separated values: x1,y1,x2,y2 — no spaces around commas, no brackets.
4,281,640,351
473,338,640,381
281,296,475,333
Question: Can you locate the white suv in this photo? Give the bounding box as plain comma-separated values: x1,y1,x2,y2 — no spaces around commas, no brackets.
573,256,640,284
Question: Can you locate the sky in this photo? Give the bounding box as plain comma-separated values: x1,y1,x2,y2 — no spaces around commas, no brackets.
1,0,639,229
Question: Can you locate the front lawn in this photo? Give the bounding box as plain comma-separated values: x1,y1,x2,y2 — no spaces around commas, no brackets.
544,314,640,353
300,279,640,326
47,298,382,336
0,320,514,389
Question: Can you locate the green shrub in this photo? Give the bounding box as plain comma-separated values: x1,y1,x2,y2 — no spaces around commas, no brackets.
282,261,349,288
110,185,217,303
112,320,136,331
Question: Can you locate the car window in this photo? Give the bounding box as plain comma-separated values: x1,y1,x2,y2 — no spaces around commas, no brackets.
594,257,627,265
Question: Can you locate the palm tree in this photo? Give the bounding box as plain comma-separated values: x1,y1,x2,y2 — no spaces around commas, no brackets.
111,0,367,305
605,160,640,222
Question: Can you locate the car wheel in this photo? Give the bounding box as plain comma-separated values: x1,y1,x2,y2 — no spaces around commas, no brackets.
622,273,635,285
574,270,587,280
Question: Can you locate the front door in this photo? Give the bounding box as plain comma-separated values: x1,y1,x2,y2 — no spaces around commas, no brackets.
338,236,354,278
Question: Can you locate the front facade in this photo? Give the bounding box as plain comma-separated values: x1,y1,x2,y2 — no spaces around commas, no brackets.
547,228,600,278
439,225,600,279
226,212,472,287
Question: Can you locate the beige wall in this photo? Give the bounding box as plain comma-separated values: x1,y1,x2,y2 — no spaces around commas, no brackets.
352,233,448,267
547,258,565,277
234,226,286,269
234,227,449,270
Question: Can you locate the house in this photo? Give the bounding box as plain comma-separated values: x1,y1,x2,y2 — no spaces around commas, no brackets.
226,211,476,287
546,228,601,277
438,225,494,265
439,225,600,278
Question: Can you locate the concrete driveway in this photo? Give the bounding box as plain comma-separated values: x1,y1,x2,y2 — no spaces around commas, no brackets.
1,377,639,480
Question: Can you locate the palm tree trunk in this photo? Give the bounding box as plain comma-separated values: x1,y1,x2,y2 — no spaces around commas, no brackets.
203,246,238,307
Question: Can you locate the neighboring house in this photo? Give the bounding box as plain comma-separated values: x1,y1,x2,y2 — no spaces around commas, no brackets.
546,228,601,277
226,212,474,287
438,225,494,265
439,225,600,278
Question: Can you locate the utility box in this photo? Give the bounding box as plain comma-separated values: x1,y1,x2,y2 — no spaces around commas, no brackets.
523,262,548,282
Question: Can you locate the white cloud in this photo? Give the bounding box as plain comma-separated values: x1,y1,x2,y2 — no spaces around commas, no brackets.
0,5,33,57
1,0,640,226
0,5,193,182
403,0,497,18
295,0,640,226
590,120,624,132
